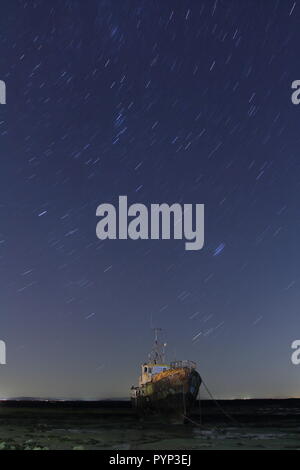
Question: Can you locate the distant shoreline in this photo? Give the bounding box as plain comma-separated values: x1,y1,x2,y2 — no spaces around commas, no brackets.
0,397,299,406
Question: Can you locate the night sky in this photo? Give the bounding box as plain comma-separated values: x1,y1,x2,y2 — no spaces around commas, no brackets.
0,0,299,399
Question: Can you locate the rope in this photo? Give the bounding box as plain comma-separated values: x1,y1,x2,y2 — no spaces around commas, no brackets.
198,385,202,425
181,377,240,428
201,378,240,426
182,413,204,427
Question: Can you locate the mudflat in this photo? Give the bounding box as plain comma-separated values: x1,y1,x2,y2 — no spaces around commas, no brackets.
0,399,299,450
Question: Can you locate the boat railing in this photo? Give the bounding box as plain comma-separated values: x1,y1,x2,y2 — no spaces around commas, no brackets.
170,360,196,370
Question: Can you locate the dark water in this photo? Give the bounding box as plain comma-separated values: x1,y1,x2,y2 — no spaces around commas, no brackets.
0,399,299,450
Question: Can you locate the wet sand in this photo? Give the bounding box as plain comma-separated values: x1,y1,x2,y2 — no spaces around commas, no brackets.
0,399,299,450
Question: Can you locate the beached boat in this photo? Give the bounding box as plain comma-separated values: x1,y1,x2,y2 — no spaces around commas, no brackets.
131,329,201,420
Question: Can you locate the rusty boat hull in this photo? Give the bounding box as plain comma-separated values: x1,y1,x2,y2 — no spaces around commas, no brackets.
131,367,201,418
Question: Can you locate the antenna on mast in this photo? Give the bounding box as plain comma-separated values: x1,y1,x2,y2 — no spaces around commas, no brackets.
150,327,167,364
154,327,161,344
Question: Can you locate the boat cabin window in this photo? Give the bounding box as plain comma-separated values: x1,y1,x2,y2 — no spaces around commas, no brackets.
148,368,152,373
144,367,147,373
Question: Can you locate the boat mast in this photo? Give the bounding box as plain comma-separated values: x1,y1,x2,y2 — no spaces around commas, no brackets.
149,328,166,364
